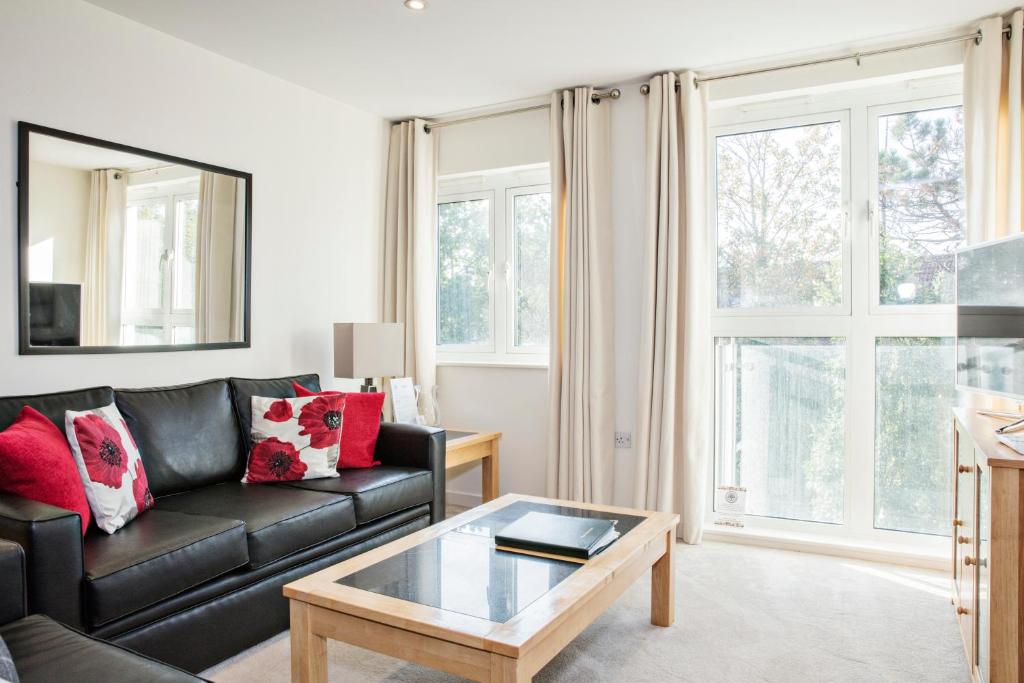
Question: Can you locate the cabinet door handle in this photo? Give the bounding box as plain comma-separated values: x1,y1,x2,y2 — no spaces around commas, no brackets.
964,556,977,566
958,464,971,474
957,535,971,545
957,606,969,615
952,518,963,527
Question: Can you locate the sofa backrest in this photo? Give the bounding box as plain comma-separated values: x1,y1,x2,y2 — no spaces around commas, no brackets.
228,373,321,452
0,386,115,433
116,379,243,497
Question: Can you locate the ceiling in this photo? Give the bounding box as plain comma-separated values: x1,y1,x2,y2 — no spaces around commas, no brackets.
31,134,163,171
86,0,1013,119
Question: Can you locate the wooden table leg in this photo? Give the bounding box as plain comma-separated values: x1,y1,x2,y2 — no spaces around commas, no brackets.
481,439,500,502
490,653,528,682
650,528,675,627
291,601,328,683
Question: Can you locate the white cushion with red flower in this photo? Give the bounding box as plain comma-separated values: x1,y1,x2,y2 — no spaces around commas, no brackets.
242,394,346,483
64,403,153,534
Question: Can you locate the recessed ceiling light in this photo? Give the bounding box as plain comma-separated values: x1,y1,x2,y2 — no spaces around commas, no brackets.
404,0,427,10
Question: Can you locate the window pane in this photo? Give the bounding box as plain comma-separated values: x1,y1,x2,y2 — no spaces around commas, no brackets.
716,337,845,523
121,324,163,346
437,198,491,346
172,326,195,344
877,106,965,305
716,122,843,309
173,196,198,310
513,192,550,348
123,200,167,311
874,337,956,535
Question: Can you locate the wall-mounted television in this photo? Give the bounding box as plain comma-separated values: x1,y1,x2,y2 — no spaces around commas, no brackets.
956,234,1024,400
28,282,81,347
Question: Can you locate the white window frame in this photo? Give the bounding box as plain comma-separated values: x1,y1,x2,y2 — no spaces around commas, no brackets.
711,109,853,318
706,74,963,556
436,164,551,366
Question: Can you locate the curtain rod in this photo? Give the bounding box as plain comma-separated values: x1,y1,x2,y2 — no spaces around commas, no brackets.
423,88,620,133
640,26,1007,94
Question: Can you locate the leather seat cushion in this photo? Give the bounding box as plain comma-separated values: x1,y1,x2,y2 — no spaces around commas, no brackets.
115,380,244,497
283,466,432,524
156,482,356,568
0,614,203,682
84,509,248,628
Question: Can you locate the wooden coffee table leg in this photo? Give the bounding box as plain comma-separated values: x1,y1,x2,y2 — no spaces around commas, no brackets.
490,653,528,682
650,528,675,627
291,601,327,683
481,439,500,502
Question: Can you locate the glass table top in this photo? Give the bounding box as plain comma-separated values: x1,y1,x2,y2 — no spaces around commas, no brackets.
336,501,646,623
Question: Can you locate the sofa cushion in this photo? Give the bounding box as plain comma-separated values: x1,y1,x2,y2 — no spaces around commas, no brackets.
283,466,432,524
115,380,244,497
84,509,247,628
0,614,203,682
0,386,114,433
156,482,355,568
228,374,321,453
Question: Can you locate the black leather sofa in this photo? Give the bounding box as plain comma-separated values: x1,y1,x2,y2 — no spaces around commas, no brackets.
0,539,205,682
0,374,445,674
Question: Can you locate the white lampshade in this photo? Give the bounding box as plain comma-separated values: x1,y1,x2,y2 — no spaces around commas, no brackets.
333,323,405,379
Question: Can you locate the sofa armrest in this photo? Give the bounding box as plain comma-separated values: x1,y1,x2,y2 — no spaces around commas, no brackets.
0,540,26,625
374,423,446,524
0,494,84,628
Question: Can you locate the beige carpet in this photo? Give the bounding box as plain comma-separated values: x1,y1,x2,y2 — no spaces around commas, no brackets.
202,541,967,682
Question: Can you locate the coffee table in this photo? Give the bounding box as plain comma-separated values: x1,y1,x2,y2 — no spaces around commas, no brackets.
284,494,679,682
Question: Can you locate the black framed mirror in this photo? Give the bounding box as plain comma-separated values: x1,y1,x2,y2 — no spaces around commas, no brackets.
17,122,252,354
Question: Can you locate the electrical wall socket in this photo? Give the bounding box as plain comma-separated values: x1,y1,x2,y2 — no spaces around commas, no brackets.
614,431,632,449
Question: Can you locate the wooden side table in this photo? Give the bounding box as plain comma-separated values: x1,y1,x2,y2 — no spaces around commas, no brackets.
444,429,502,503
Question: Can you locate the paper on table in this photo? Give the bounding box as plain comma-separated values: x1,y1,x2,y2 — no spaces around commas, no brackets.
996,432,1024,455
389,377,419,424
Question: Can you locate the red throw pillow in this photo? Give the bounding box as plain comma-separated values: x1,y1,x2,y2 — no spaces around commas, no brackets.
0,406,91,535
293,382,382,469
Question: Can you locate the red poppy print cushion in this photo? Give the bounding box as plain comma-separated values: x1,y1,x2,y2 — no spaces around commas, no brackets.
292,382,383,469
242,394,347,483
65,403,153,534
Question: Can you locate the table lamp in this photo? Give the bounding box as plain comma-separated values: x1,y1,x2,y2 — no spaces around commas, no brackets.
333,323,405,392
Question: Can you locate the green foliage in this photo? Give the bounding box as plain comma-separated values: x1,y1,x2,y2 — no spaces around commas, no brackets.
716,122,843,308
514,193,550,347
878,108,964,305
437,199,491,346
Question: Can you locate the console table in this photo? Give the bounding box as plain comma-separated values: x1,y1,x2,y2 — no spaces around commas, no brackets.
951,408,1024,683
445,429,502,503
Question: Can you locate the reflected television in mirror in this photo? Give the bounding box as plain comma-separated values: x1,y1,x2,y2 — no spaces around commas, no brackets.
956,233,1024,400
18,122,251,354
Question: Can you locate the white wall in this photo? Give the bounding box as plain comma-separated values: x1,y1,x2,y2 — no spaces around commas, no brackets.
27,160,90,284
0,0,385,394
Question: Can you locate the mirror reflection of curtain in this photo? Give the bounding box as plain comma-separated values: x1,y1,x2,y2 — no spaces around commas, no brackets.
195,172,245,343
82,169,126,346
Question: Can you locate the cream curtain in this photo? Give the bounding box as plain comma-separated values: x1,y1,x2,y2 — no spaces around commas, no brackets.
382,119,437,423
964,11,1024,243
83,169,126,346
195,172,244,343
633,72,710,544
547,88,615,504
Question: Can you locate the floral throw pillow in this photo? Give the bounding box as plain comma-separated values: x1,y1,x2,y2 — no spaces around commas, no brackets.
242,394,346,483
64,403,153,534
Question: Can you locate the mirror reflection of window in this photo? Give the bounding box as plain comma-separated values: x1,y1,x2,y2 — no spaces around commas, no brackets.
120,170,200,346
23,127,250,352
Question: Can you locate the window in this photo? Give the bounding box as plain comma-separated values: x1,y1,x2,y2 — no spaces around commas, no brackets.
710,77,962,550
716,119,845,310
436,166,550,364
121,176,200,345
